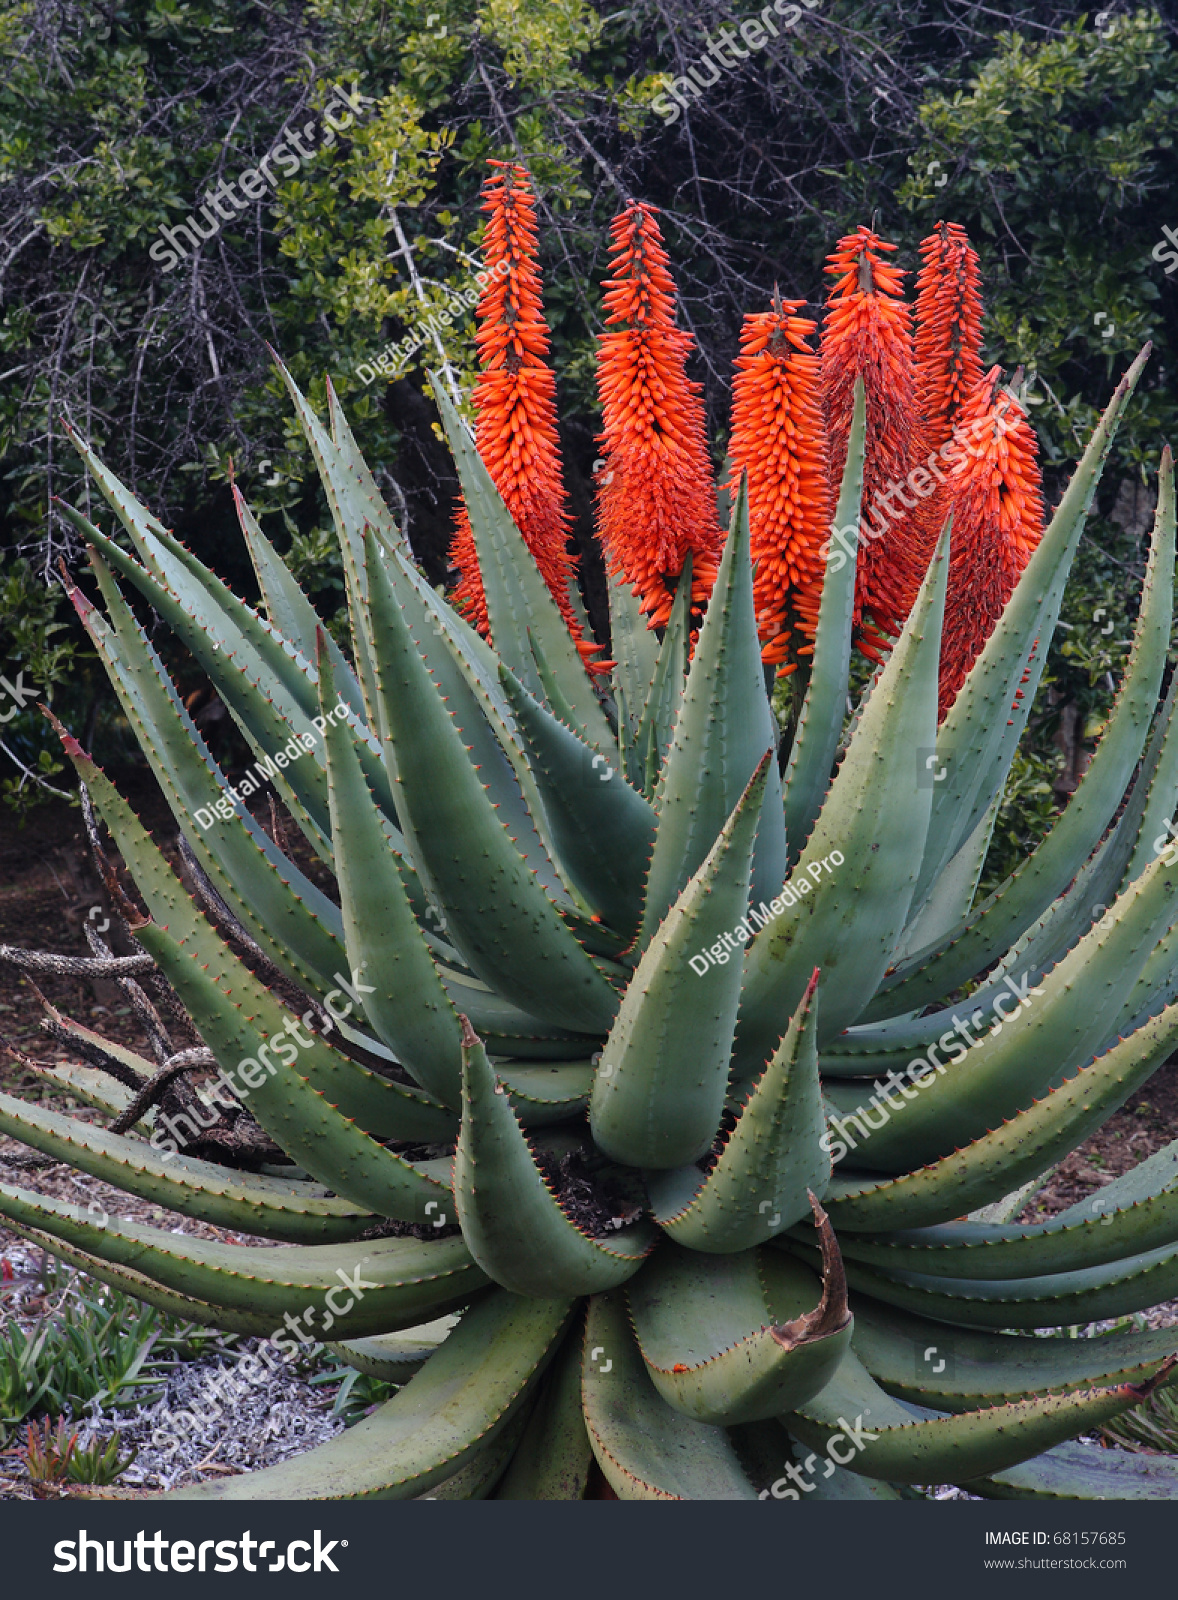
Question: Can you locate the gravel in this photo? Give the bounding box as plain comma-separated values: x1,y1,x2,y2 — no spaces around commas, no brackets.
85,1344,347,1493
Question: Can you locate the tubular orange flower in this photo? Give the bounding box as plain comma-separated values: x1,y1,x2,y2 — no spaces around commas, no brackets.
915,221,985,450
449,513,488,634
594,202,722,627
821,226,934,658
724,294,830,671
938,366,1046,721
449,163,599,663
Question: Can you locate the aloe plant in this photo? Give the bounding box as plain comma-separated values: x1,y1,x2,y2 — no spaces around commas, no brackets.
21,1417,138,1489
2,323,1178,1497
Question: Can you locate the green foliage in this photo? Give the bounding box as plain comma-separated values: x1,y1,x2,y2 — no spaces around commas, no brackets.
3,3,1177,848
20,1415,137,1487
904,11,1177,478
0,557,79,814
979,747,1063,895
898,12,1178,881
308,1359,397,1427
63,1426,138,1485
0,1262,228,1438
0,558,76,688
1101,1371,1178,1454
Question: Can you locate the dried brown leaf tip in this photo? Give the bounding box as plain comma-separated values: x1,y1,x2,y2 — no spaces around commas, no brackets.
1126,1351,1178,1402
769,1189,851,1350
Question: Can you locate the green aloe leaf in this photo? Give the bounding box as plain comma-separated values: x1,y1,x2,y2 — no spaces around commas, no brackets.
785,1346,1172,1484
59,438,338,737
364,527,622,1034
325,373,405,552
318,634,465,1105
429,375,614,751
454,1022,657,1296
495,1063,594,1126
894,793,999,961
823,849,1178,1172
830,1242,1178,1331
752,1425,905,1500
81,516,338,848
873,446,1174,1013
608,562,660,763
138,919,456,1195
357,532,571,904
493,1330,594,1500
832,681,1178,1067
782,378,865,861
498,662,656,942
911,347,1151,908
964,1438,1178,1501
581,1290,760,1500
168,1290,573,1500
821,996,1178,1230
0,1183,484,1336
734,517,950,1067
234,484,366,720
326,1316,460,1384
434,980,596,1059
1004,655,1178,989
639,481,786,940
633,559,692,798
851,1296,1178,1411
649,973,829,1249
832,1139,1178,1282
60,487,399,853
64,568,350,997
62,736,453,1162
0,1219,286,1335
0,1090,375,1245
627,1225,851,1425
424,1407,535,1499
591,753,772,1169
31,1006,157,1126
270,354,388,724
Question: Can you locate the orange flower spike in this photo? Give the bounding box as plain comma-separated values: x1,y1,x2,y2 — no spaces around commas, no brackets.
449,509,489,635
594,202,722,623
915,222,985,450
725,295,831,670
449,163,598,662
821,226,934,655
938,367,1045,721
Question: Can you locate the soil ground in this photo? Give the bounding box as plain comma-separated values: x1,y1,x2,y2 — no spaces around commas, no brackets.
0,776,347,1240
